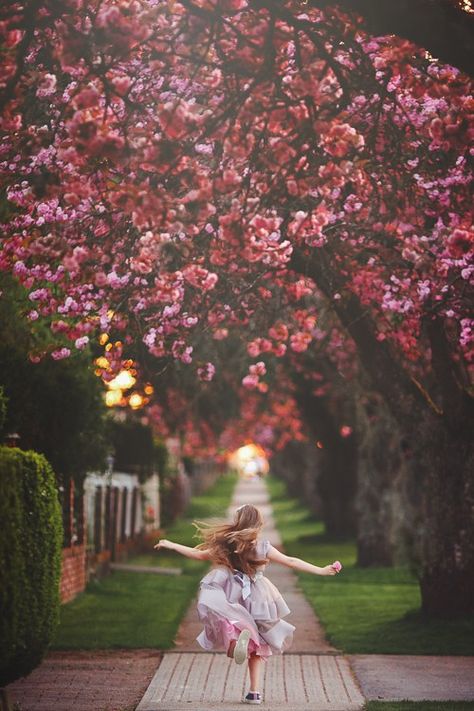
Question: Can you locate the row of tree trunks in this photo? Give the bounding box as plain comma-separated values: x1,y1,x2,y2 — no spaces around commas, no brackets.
289,247,474,616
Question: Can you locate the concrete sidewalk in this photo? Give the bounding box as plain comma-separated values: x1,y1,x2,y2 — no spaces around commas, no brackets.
137,476,364,711
351,654,474,703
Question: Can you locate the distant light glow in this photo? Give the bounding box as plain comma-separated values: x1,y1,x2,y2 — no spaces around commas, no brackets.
229,443,269,478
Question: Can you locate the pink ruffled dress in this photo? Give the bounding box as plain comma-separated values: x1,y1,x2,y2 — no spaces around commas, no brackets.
196,538,295,660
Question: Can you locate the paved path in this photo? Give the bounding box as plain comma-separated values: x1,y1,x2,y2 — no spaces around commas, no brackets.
351,654,474,702
7,650,161,711
137,476,365,711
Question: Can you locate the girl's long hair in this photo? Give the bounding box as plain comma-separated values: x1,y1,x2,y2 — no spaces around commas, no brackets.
194,504,267,576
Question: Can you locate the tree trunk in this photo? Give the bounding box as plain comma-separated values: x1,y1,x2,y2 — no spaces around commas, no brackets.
355,385,421,567
417,419,474,617
293,377,357,539
318,438,357,539
270,441,322,517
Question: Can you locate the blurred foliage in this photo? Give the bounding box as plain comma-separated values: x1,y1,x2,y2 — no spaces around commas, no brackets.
0,274,109,483
108,417,167,482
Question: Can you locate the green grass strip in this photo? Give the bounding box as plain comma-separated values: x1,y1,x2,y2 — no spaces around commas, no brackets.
53,471,237,650
267,476,474,655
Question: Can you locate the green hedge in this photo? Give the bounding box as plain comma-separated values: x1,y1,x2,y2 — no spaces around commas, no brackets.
0,446,63,687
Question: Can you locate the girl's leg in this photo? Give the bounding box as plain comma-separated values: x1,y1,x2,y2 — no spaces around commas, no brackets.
248,653,262,691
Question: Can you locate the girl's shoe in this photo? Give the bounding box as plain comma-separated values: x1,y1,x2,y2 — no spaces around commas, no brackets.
233,629,251,664
244,691,262,704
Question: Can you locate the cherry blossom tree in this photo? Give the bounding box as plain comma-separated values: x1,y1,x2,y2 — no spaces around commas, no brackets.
1,0,473,615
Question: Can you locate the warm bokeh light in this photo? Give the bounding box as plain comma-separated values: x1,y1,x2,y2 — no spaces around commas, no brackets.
105,389,122,407
108,370,136,390
95,356,109,369
129,392,144,409
229,443,269,478
144,384,154,395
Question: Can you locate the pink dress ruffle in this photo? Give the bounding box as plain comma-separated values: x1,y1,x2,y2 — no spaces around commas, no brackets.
196,538,295,661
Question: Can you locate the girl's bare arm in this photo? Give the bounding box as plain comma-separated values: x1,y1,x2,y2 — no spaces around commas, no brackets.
154,538,211,561
267,543,339,576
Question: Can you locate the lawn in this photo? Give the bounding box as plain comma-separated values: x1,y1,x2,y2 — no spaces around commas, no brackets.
365,704,474,711
53,471,237,649
267,477,474,656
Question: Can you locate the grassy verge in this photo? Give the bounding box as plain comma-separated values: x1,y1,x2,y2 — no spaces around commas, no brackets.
267,477,474,655
365,704,474,711
53,472,237,650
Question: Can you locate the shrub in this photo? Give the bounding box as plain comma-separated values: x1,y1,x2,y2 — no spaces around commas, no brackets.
0,446,63,687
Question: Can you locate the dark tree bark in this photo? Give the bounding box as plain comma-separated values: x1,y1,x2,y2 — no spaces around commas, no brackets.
293,375,358,539
355,385,421,568
270,440,322,515
312,0,474,77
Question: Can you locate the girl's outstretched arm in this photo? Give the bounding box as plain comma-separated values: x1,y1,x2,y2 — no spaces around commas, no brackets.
267,543,340,576
154,539,211,561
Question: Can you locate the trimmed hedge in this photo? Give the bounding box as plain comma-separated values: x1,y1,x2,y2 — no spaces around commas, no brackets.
0,446,63,687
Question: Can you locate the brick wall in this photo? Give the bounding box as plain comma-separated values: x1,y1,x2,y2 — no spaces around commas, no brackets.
60,545,86,604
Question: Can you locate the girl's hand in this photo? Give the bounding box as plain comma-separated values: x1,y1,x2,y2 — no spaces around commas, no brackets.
154,539,173,551
322,561,342,576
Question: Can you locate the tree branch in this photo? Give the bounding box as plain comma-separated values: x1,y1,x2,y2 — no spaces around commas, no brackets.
290,247,433,423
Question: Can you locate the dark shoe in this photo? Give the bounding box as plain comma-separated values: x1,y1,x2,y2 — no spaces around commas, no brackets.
244,691,262,704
